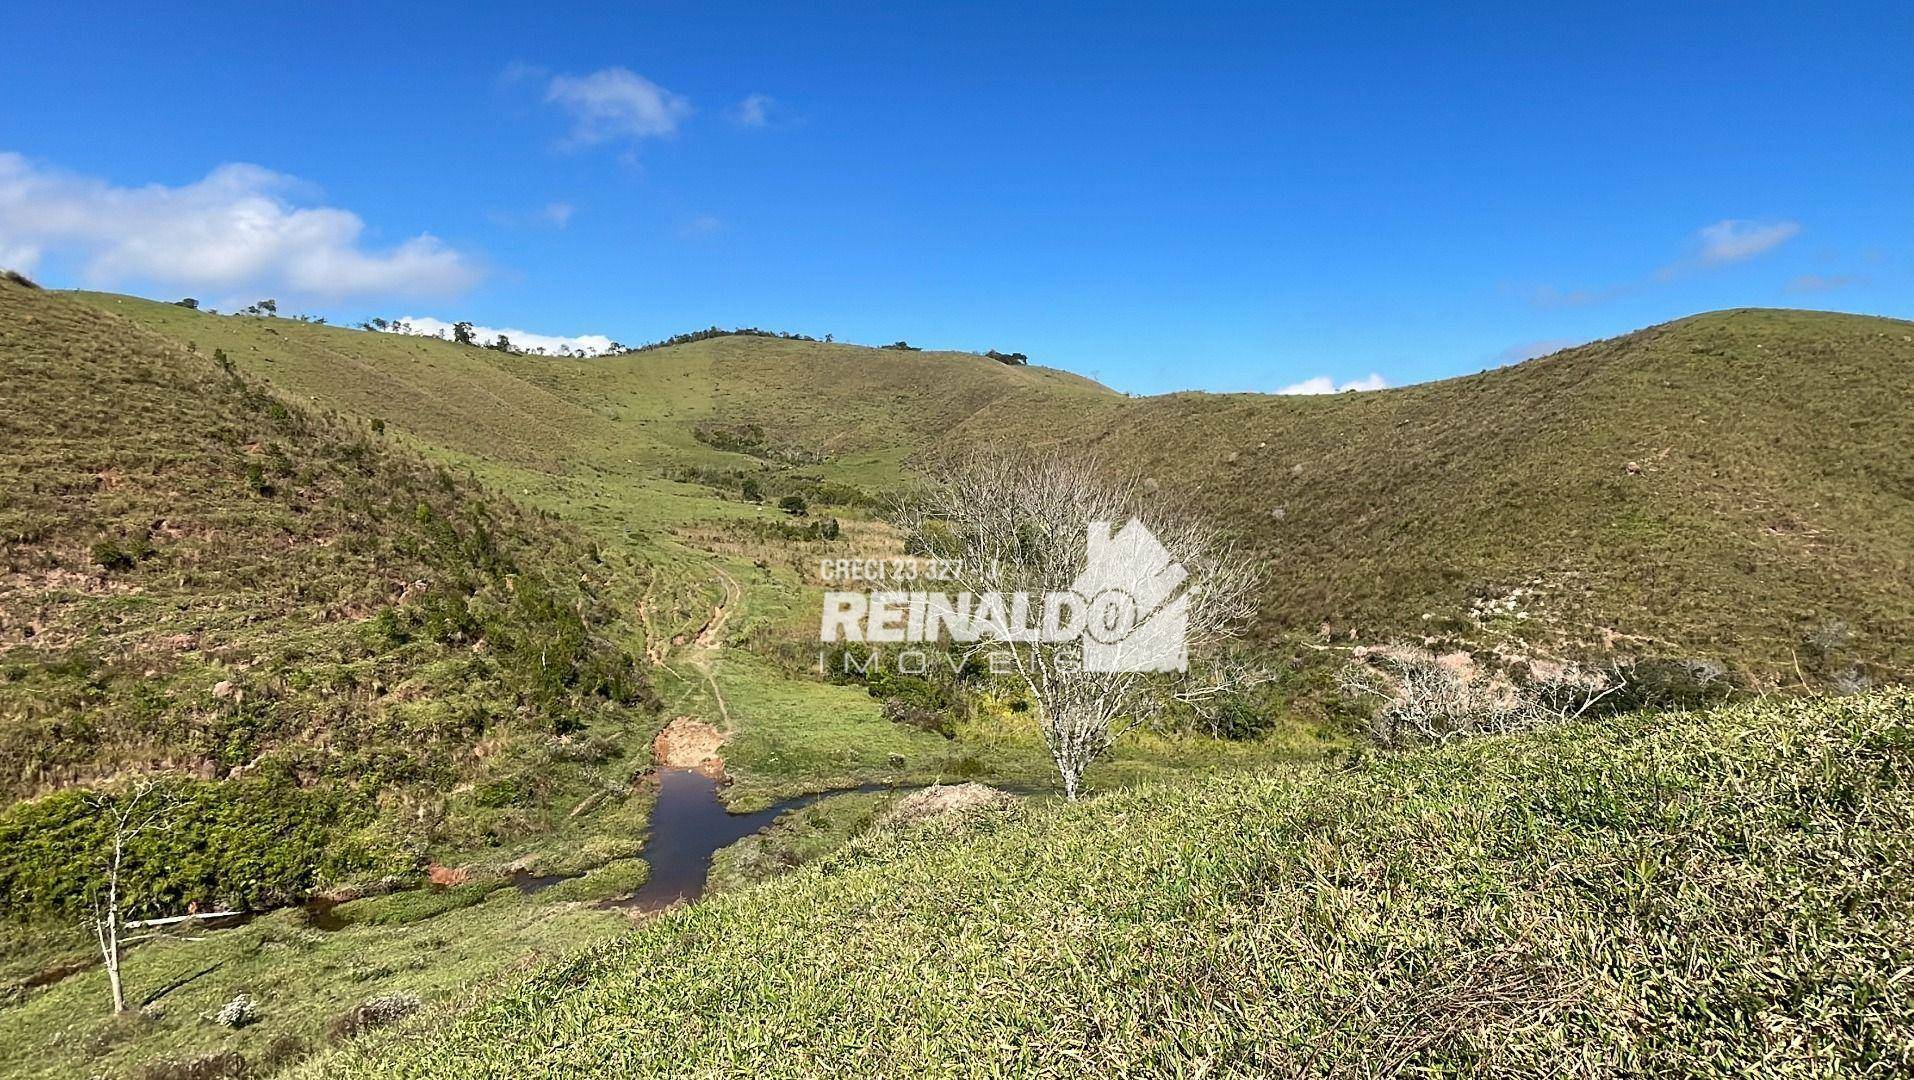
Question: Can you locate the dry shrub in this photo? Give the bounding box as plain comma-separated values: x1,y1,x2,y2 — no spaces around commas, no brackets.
327,993,422,1041
1342,647,1619,748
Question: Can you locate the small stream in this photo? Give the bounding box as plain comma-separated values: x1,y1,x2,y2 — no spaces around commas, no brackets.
599,769,892,912
14,772,1008,992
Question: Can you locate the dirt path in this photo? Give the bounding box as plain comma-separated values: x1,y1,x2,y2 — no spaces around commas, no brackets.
694,567,741,649
646,566,742,734
690,568,739,727
637,573,668,667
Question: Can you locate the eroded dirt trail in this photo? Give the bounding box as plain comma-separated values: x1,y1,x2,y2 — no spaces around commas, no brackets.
647,566,744,752
693,567,741,649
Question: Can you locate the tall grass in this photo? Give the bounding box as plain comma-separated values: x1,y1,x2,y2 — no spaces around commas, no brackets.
309,691,1914,1077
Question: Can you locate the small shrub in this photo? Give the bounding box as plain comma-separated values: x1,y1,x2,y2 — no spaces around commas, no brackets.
91,539,137,572
213,993,260,1029
882,697,954,738
257,1033,310,1072
1200,695,1278,741
327,993,422,1040
941,754,989,779
1607,656,1737,712
778,495,808,516
91,530,154,572
741,477,762,503
1341,650,1619,749
244,461,272,495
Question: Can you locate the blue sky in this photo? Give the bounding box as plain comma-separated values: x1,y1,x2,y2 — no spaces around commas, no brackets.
2,1,1909,395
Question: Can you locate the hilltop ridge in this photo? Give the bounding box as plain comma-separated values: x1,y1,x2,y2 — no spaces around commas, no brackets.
73,292,1914,685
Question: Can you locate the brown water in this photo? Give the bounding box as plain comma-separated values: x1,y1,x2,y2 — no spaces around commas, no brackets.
599,769,893,912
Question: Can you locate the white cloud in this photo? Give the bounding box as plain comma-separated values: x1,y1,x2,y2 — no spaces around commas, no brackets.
1694,219,1801,266
0,152,479,302
498,60,547,86
0,240,39,273
383,315,617,357
1276,373,1389,395
1526,217,1805,308
488,201,575,230
730,93,774,128
545,68,691,145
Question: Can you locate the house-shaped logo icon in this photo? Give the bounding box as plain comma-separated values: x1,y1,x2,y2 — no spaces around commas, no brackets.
1071,519,1189,672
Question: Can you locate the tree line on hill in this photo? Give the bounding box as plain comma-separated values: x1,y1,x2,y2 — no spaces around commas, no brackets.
172,298,1034,365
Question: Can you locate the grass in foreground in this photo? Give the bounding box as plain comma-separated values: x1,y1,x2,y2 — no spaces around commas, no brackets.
0,869,646,1080
306,691,1913,1078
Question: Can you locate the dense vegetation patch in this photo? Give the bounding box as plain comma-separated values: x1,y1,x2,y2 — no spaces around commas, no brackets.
309,691,1914,1077
0,278,656,924
0,777,403,924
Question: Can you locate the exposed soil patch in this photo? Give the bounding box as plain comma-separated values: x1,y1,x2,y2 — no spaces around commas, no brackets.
694,568,740,648
20,954,97,990
653,717,727,775
879,782,1015,828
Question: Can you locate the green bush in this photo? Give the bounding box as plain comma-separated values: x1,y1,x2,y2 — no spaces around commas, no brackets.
0,778,407,924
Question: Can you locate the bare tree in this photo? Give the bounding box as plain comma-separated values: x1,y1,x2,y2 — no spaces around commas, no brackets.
895,445,1261,798
85,779,175,1014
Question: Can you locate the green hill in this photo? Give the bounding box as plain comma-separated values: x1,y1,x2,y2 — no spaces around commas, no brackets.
79,294,1914,688
304,690,1914,1077
0,275,659,920
6,285,1911,1076
947,310,1914,685
68,292,1113,492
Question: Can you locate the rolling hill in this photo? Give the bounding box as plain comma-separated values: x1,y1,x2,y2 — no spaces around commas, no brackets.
947,310,1914,684
79,293,1914,688
0,274,660,921
5,282,1911,1076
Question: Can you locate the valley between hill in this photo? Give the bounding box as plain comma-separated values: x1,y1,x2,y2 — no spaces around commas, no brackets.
2,278,1910,1076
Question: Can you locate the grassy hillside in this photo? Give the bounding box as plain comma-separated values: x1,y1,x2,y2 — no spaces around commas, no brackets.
22,288,1910,1075
0,275,669,922
82,296,1914,690
304,690,1914,1078
63,292,1319,810
947,310,1914,684
69,293,1112,495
